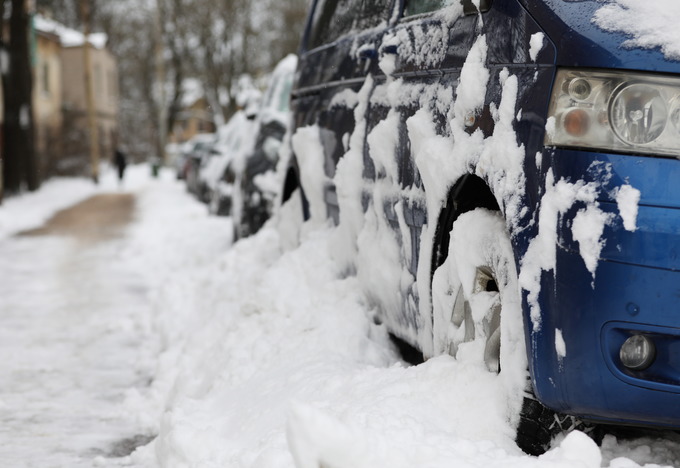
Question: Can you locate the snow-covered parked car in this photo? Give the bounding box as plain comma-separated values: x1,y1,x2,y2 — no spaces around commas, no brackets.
281,0,680,455
182,133,216,194
203,111,258,215
208,56,297,235
236,54,297,238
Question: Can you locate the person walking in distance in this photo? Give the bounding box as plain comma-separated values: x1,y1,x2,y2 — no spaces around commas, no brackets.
114,148,127,186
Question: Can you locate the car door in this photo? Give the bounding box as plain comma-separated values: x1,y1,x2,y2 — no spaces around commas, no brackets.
355,0,484,342
291,0,395,223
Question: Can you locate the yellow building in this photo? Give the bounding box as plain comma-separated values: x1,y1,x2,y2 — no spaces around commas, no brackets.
33,24,63,177
168,79,217,144
170,97,217,143
34,15,119,176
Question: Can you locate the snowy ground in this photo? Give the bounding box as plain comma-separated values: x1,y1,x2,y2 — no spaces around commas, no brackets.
1,166,680,467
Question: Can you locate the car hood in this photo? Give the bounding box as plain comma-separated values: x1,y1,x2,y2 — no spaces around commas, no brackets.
521,0,680,73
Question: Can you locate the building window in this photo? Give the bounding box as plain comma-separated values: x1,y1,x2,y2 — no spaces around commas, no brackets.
109,69,116,99
42,61,50,96
94,64,103,98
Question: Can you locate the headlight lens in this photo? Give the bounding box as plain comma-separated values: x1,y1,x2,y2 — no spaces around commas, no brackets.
545,69,680,157
610,84,667,145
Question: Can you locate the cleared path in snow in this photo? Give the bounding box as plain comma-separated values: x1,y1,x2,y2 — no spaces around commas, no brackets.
20,193,136,242
0,192,155,467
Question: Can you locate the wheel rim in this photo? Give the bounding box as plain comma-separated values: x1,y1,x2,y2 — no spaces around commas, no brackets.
450,266,502,373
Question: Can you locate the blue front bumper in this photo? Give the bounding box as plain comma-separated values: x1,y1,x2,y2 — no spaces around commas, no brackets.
529,148,680,426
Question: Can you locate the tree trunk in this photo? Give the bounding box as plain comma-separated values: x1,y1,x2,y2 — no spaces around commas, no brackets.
80,0,100,183
4,0,38,194
0,0,6,204
154,0,167,163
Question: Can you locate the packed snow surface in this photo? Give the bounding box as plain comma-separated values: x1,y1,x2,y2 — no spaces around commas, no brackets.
1,167,679,467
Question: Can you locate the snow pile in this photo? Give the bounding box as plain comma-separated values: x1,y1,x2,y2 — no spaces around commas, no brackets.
593,0,680,60
121,178,677,468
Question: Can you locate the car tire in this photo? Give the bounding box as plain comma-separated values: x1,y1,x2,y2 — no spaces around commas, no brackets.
432,205,579,455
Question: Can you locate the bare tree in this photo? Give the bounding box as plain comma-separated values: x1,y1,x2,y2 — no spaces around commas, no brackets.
96,0,159,161
36,0,79,27
0,0,5,203
30,0,310,170
80,0,101,183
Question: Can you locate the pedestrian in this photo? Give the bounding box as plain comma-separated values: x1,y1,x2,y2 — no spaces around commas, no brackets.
114,147,127,186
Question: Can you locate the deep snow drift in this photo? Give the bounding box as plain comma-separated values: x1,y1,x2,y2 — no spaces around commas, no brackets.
1,167,679,467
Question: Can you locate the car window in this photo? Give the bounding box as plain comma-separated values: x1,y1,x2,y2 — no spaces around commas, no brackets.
278,75,293,112
354,0,391,31
260,73,293,113
308,0,391,50
404,0,490,16
405,0,456,16
262,78,278,111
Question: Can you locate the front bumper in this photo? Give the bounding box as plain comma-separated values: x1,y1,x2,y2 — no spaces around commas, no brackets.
528,148,680,427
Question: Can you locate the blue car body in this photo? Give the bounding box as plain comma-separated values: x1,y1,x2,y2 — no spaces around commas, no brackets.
286,0,680,431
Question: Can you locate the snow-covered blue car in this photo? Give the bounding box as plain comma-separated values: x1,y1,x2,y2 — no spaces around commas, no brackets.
282,0,680,454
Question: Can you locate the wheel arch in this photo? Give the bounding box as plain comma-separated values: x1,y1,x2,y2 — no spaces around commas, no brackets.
431,174,501,278
282,166,301,203
280,163,310,222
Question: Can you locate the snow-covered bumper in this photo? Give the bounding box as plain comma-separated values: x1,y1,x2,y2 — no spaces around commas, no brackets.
530,148,680,427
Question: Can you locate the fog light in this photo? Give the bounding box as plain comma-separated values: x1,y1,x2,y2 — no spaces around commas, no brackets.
620,335,656,371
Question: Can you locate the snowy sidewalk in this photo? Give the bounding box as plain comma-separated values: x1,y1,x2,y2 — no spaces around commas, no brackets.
0,189,156,466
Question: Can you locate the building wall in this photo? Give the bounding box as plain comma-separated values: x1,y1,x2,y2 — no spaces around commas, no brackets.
60,44,119,174
170,97,216,143
33,31,63,178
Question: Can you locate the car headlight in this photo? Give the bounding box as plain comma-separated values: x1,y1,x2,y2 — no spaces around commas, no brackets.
545,69,680,157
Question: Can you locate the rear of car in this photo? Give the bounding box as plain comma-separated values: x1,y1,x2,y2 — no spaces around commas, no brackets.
183,133,217,196
234,55,297,237
207,111,258,216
